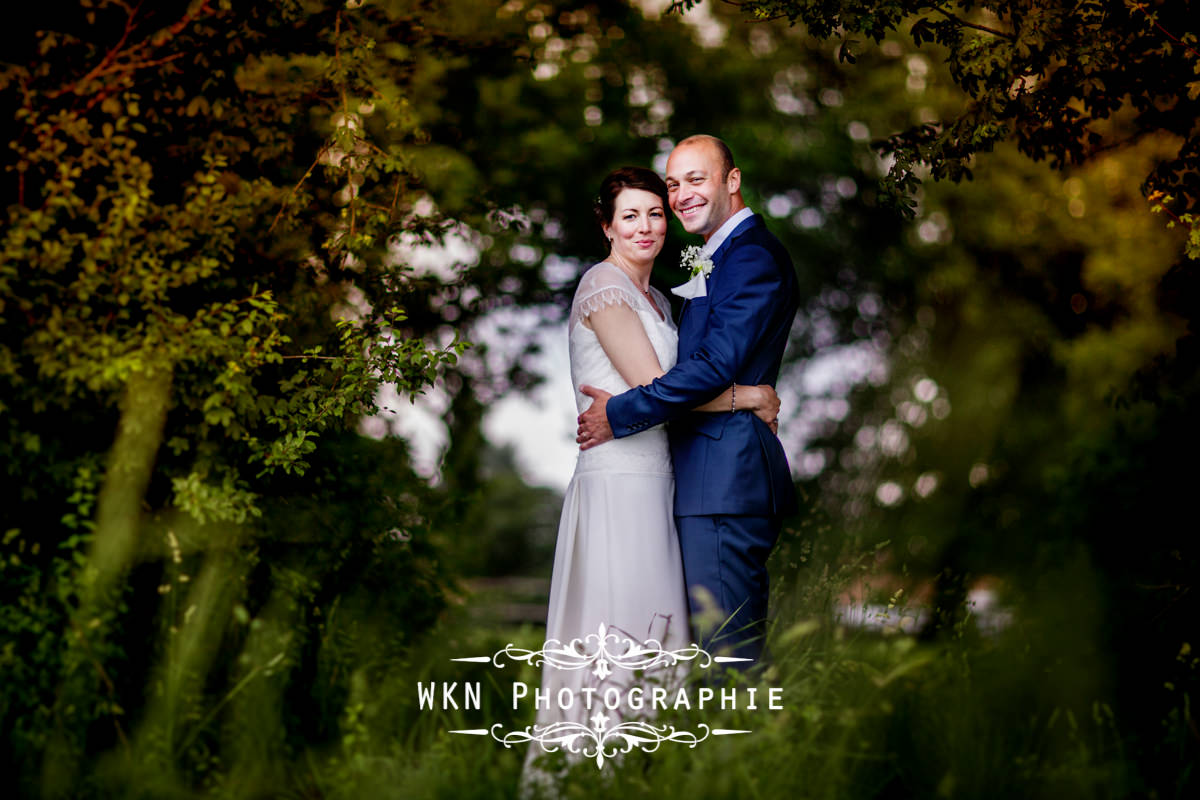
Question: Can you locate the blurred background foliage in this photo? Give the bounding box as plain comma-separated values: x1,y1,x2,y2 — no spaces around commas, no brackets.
1,0,1196,797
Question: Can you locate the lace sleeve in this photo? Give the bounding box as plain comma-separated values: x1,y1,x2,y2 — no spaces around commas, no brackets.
569,263,646,331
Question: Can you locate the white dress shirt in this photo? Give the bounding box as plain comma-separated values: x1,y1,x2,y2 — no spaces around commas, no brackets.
701,206,755,258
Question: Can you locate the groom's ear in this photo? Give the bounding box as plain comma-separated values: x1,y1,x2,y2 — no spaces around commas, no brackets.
725,167,742,195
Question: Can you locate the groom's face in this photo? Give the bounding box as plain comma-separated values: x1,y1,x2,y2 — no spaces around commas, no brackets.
664,142,738,240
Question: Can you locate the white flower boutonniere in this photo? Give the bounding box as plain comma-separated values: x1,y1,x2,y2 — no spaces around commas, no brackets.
680,245,714,279
671,246,714,300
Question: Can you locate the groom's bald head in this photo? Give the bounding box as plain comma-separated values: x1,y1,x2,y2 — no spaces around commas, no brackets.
676,135,735,180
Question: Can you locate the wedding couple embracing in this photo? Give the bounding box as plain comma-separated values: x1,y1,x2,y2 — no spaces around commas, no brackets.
522,135,799,781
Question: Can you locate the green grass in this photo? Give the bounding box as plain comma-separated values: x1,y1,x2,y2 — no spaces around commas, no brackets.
37,533,1173,800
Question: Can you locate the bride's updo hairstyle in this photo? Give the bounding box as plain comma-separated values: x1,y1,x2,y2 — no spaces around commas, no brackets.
594,166,670,252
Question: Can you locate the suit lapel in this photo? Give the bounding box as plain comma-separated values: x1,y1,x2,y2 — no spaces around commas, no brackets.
709,213,762,274
679,214,762,328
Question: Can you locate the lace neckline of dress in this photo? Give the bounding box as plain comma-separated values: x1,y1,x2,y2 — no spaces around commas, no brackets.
600,261,667,322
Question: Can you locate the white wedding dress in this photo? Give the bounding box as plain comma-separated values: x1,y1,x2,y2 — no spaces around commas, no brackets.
521,262,690,788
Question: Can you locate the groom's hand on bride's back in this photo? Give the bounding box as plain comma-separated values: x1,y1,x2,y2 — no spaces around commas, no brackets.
577,385,614,450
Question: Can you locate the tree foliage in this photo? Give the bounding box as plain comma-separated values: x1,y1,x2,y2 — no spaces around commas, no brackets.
672,0,1200,252
0,1,483,791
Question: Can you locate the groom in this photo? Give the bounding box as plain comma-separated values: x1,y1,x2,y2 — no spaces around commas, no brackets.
577,135,799,664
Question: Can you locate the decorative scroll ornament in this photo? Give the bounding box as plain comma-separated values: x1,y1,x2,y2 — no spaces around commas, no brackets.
484,719,749,768
458,622,737,679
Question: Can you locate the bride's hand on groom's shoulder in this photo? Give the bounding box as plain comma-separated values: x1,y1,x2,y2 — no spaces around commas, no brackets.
577,385,614,450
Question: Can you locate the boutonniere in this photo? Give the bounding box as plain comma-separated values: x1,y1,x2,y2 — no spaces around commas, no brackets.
671,246,715,300
680,245,714,280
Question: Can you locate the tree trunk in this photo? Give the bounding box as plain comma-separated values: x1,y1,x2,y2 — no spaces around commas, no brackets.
43,363,172,798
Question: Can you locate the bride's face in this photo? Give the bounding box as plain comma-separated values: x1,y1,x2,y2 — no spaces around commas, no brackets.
603,188,667,266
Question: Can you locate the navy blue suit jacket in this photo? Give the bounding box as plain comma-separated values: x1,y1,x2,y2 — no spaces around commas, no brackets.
606,214,800,517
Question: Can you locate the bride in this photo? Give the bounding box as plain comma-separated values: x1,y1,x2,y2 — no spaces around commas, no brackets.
521,166,779,785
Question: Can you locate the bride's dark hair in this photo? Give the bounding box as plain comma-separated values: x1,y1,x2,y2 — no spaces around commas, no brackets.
594,166,670,251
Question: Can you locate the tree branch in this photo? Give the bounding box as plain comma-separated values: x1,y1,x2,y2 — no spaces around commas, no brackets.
931,3,1015,41
266,145,332,236
49,0,143,98
52,0,213,98
718,0,788,22
1129,1,1200,61
1086,127,1154,159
